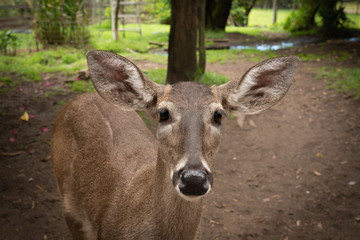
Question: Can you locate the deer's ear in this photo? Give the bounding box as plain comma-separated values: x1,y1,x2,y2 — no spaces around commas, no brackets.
86,50,164,111
215,56,299,115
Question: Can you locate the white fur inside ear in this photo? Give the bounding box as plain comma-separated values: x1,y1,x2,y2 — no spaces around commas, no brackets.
105,57,154,104
228,60,287,107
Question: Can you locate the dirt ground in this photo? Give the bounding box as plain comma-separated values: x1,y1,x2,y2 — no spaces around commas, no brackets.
0,38,359,240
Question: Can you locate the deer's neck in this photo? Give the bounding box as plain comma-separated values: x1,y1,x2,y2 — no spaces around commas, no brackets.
152,154,203,239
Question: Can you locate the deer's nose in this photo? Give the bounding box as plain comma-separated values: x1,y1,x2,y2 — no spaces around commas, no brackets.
173,168,213,197
178,170,209,196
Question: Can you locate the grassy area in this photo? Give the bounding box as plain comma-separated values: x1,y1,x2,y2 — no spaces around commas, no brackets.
318,66,360,99
1,19,359,97
0,47,87,81
246,8,360,29
143,68,230,86
248,8,292,27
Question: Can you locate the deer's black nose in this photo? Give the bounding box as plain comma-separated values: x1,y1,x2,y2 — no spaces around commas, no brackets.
177,170,212,196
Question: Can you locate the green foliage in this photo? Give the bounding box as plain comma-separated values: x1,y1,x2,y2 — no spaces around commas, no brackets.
318,66,360,99
145,0,171,24
231,0,257,26
0,31,19,55
318,0,348,37
0,75,18,88
283,0,350,36
67,81,94,93
35,0,89,47
231,4,248,26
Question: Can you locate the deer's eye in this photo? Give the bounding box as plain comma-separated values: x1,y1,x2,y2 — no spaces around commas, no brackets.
158,108,170,123
213,110,225,125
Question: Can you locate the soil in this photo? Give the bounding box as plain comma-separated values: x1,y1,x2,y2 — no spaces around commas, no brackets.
0,38,360,240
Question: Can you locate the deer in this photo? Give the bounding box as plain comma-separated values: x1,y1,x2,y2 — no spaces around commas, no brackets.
51,50,299,239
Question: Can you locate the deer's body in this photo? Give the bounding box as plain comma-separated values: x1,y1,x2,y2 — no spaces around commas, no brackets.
52,51,299,239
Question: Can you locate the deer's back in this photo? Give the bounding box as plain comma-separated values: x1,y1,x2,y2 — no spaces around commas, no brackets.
51,92,157,236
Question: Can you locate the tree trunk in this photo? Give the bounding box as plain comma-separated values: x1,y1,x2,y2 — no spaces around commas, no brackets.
273,0,277,24
205,0,232,31
166,0,199,84
243,0,257,26
114,0,121,41
198,0,206,74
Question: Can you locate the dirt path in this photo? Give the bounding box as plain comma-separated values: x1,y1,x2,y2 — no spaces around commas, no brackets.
0,41,359,240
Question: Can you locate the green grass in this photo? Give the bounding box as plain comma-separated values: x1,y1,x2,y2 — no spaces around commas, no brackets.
248,8,292,27
143,68,230,86
0,47,87,81
318,66,360,99
245,8,360,30
143,68,167,84
44,87,66,98
296,50,353,62
206,48,278,64
347,13,360,28
67,81,95,93
89,24,170,54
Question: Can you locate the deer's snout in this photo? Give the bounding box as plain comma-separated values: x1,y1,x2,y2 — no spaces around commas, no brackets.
173,161,213,199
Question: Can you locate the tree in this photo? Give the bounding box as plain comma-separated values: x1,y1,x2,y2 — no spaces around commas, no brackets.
231,0,257,26
283,0,320,31
283,0,348,37
205,0,232,31
198,0,206,74
166,0,200,84
273,0,277,24
318,0,347,37
114,0,121,41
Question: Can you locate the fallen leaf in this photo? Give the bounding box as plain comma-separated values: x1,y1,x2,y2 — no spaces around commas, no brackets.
317,222,323,230
35,184,45,192
313,170,322,176
262,198,271,202
21,111,29,122
296,220,301,226
255,218,265,223
232,198,239,203
316,153,323,157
